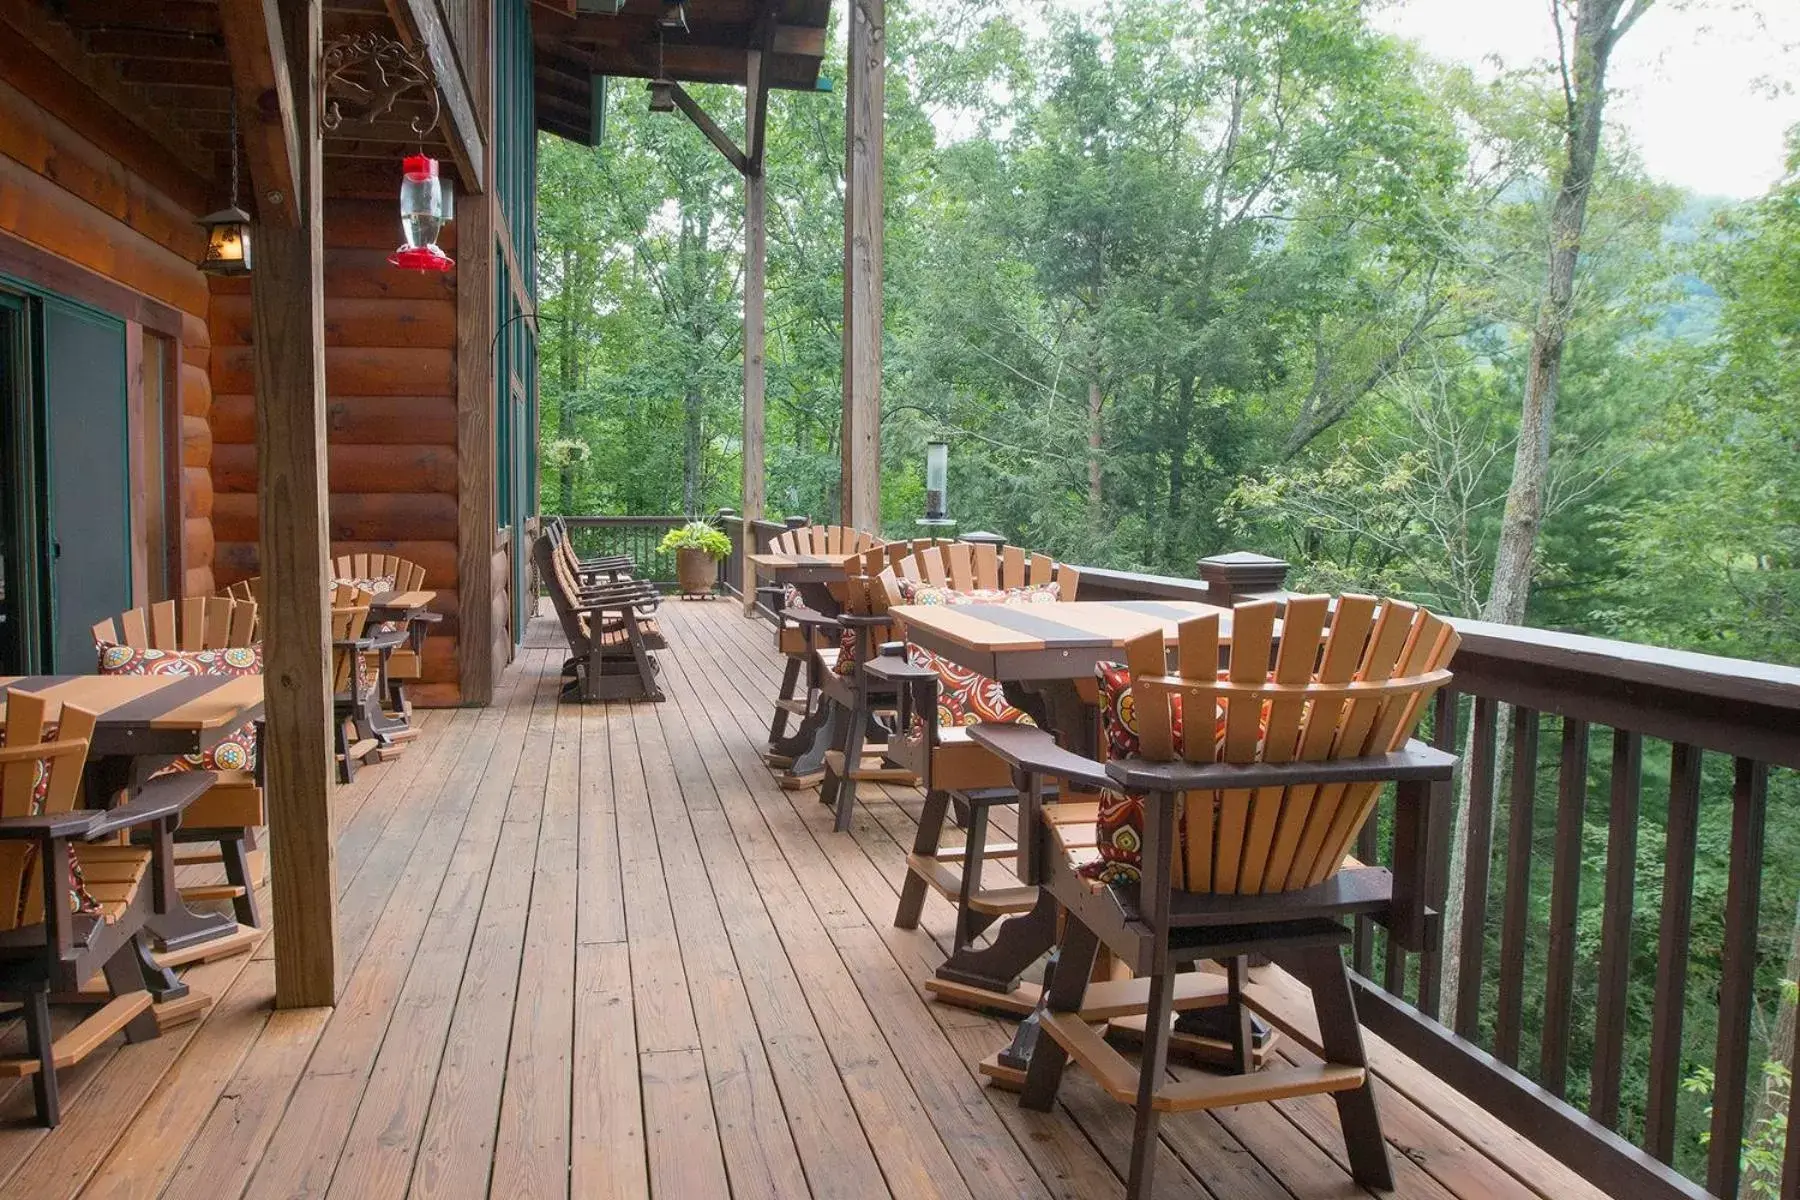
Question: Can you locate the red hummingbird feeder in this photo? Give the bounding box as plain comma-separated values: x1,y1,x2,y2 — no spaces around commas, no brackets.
390,154,455,272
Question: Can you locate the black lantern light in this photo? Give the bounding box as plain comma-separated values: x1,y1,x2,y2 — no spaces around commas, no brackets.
197,97,252,277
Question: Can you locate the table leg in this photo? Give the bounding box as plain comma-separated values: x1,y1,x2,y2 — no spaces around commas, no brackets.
933,889,1059,996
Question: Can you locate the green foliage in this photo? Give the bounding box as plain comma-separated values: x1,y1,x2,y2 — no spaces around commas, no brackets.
657,520,732,559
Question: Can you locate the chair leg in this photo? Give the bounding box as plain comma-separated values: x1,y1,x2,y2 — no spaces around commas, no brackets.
952,798,990,956
769,655,803,744
1019,915,1101,1112
819,699,852,810
833,693,869,833
336,713,356,784
1124,967,1180,1200
1301,945,1394,1190
22,988,58,1127
1226,956,1255,1075
223,836,261,928
895,789,951,929
101,936,164,1043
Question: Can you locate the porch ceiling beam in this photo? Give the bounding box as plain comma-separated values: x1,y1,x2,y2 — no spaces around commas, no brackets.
383,0,487,194
670,83,748,177
541,12,826,58
218,0,301,228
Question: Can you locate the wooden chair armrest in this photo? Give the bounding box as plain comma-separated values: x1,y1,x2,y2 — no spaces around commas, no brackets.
364,628,410,651
85,771,214,838
836,613,893,628
969,724,1115,791
783,606,839,631
334,637,378,652
862,655,936,682
1105,739,1457,793
410,610,445,624
0,810,105,841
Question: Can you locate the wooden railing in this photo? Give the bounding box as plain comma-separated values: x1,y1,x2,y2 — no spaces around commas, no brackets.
555,510,800,597
741,525,1798,1199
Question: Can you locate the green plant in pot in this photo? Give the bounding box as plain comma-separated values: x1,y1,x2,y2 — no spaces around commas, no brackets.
660,520,732,597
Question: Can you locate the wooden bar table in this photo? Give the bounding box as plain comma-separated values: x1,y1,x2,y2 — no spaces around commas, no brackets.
747,550,863,785
0,673,265,988
885,598,1268,1076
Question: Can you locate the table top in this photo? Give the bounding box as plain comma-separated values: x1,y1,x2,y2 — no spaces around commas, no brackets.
888,599,1235,682
747,552,861,585
0,674,265,755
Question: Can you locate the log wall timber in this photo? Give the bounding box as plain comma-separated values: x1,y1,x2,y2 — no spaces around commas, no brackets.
209,197,463,705
0,73,216,596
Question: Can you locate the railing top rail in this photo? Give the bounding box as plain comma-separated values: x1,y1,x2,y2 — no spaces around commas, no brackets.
559,514,691,527
1447,616,1800,714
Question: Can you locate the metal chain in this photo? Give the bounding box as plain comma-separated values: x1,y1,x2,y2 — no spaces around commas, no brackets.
228,88,240,209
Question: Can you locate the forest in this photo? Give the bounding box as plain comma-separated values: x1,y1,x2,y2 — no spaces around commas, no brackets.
535,0,1798,1188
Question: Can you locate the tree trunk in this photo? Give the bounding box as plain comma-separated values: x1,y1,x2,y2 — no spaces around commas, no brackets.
1442,0,1640,1019
1167,371,1195,526
558,246,577,515
683,383,703,515
1087,373,1105,522
1744,894,1800,1196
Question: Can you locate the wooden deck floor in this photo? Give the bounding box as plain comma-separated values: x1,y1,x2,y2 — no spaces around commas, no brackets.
0,599,1603,1200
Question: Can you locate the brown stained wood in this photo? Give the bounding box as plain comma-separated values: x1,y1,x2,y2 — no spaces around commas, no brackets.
572,941,649,1199
1588,728,1641,1128
1452,695,1497,1040
742,53,767,615
1708,756,1770,1200
839,0,883,531
1538,717,1588,1097
217,0,300,227
1492,705,1538,1067
253,0,336,1011
455,92,497,706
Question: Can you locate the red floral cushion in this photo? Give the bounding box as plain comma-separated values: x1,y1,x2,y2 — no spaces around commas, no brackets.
98,643,262,774
335,577,401,633
906,645,1034,729
1083,663,1268,885
896,579,1061,607
0,723,99,919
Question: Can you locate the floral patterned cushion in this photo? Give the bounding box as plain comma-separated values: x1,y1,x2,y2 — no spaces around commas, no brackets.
335,577,401,633
1083,662,1268,886
98,643,262,774
906,645,1034,729
896,580,1061,607
835,625,863,677
0,723,99,919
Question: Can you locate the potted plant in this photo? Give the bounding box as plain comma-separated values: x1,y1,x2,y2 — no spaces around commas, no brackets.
659,519,732,597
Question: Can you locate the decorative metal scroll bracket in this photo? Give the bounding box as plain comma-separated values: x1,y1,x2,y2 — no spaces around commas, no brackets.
319,32,442,137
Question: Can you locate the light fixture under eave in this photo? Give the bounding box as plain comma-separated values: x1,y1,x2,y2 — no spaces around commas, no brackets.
658,0,689,32
647,76,676,113
197,205,253,277
198,88,252,277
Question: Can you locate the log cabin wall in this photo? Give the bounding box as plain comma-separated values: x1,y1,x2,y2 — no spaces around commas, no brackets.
0,74,216,607
209,200,464,705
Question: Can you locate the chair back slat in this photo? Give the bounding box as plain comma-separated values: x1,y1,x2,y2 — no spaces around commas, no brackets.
1028,553,1054,588
119,608,148,648
971,544,999,590
941,542,971,590
1001,546,1026,590
149,600,177,649
1124,598,1455,896
1056,565,1082,600
181,597,207,649
98,597,260,653
0,696,96,933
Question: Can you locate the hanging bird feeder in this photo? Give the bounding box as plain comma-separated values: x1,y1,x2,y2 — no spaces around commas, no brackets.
390,154,455,272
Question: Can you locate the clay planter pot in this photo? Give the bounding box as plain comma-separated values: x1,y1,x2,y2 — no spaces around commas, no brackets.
676,547,717,596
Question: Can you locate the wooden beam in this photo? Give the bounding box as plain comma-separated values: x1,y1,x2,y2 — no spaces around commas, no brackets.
742,48,767,613
840,0,883,531
218,0,301,228
669,84,748,176
255,0,338,1010
385,0,487,194
455,0,497,706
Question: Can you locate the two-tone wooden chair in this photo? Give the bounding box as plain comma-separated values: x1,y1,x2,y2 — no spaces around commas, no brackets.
331,553,440,719
328,583,387,783
0,692,213,1126
92,597,265,930
534,534,666,702
971,596,1459,1199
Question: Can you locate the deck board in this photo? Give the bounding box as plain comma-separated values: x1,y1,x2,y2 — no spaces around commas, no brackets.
0,598,1603,1200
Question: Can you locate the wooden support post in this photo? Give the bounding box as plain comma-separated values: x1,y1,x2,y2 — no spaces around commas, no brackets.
742,50,767,614
218,0,300,228
840,0,883,532
254,0,337,1009
455,0,496,704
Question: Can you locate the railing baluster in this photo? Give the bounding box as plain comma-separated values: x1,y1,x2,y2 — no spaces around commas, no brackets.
1708,756,1771,1200
1540,717,1589,1097
1494,705,1539,1067
1589,728,1642,1128
1645,742,1703,1163
1417,687,1459,1016
1453,695,1499,1040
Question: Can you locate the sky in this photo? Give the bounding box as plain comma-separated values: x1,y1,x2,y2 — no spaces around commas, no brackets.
1025,0,1800,199
1370,0,1799,199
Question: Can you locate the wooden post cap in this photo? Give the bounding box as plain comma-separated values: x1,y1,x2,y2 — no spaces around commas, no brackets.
960,531,1006,548
1197,551,1290,605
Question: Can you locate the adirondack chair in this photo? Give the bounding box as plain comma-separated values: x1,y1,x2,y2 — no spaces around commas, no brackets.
857,541,1083,943
534,534,665,702
971,596,1459,1199
0,692,212,1125
330,583,386,782
755,526,889,756
330,553,441,719
544,516,635,582
91,597,265,929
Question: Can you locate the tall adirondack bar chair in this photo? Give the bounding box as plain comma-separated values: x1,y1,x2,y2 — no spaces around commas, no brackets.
534,534,666,702
971,596,1459,1199
850,542,1088,943
91,598,265,930
330,584,384,783
0,692,213,1126
330,553,440,719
